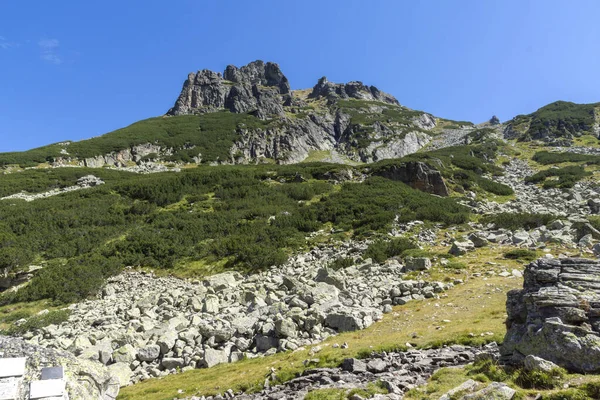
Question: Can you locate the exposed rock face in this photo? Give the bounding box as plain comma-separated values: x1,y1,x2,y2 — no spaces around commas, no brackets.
167,60,289,119
374,161,449,196
308,77,399,105
164,60,433,164
0,335,120,399
502,258,600,372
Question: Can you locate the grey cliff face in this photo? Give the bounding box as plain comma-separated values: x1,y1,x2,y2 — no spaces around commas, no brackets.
163,61,435,164
167,60,289,119
374,161,449,196
501,257,600,373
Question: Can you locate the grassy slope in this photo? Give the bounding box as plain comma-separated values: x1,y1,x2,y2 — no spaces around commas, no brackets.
118,246,524,400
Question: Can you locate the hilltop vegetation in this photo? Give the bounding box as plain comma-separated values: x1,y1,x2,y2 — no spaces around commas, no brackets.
508,101,599,142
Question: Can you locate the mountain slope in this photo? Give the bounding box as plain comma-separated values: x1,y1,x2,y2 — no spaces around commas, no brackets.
504,100,600,144
0,60,475,168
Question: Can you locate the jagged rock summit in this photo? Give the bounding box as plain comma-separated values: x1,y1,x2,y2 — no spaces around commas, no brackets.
163,60,438,164
167,60,292,119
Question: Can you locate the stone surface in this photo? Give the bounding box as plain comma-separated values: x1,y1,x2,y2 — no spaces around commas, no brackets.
0,335,119,399
374,161,449,196
502,258,600,373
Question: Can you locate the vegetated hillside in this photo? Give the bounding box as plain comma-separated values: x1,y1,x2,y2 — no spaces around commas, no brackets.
0,143,511,307
0,60,475,169
504,100,600,143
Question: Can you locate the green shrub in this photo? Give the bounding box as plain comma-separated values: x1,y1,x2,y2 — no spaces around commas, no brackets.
3,309,70,335
532,151,600,165
329,257,355,270
444,261,467,270
581,381,600,398
365,238,417,263
504,249,538,261
525,165,591,189
540,389,591,400
482,213,555,230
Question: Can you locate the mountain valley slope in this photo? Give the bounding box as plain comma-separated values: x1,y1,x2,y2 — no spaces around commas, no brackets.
3,61,600,400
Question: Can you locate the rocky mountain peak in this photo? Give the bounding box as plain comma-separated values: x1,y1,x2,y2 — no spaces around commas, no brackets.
309,76,399,105
167,60,291,119
224,60,290,94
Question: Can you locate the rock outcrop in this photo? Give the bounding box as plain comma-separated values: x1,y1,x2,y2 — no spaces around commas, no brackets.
374,161,449,196
502,257,600,372
308,77,398,105
0,335,120,399
167,60,290,119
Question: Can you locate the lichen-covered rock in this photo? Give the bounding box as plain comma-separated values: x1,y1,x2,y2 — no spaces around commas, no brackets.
0,335,119,399
501,258,600,373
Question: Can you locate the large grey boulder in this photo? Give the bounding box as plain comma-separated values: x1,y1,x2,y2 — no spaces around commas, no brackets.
374,161,449,196
404,257,432,271
449,240,475,256
501,258,600,372
201,348,229,368
0,335,120,399
137,345,161,362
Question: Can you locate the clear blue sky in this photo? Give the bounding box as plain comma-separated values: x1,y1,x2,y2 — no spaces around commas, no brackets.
1,0,600,152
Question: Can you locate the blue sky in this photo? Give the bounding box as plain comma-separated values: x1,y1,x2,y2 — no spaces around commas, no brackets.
1,0,600,152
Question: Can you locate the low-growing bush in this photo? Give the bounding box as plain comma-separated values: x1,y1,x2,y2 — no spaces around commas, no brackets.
504,249,538,261
533,151,600,165
329,257,355,270
364,238,417,263
525,165,591,189
2,309,70,336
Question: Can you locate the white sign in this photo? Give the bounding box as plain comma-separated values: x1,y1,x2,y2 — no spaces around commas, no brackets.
29,379,66,399
0,358,26,379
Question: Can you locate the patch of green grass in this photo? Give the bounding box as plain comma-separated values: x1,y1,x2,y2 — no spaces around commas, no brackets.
532,151,600,165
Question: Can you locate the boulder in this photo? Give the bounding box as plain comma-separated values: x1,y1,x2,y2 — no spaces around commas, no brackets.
449,240,475,256
202,348,229,368
461,382,515,399
341,358,367,373
404,257,432,271
523,355,560,373
0,336,120,399
112,344,137,364
107,362,132,387
137,345,161,362
374,161,449,196
501,258,600,372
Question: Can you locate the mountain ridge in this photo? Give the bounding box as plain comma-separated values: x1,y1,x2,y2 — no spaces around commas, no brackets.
1,60,598,169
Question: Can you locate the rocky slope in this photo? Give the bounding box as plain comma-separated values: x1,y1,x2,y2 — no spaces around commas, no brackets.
25,242,453,385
